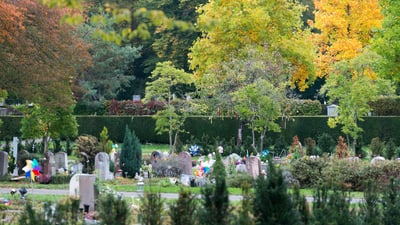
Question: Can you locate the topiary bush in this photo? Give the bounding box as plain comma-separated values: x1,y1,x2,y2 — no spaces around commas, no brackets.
317,133,335,155
369,137,385,157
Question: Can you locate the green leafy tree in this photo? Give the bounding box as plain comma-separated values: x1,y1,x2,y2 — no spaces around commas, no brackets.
209,46,289,150
77,13,141,103
321,50,394,152
189,0,315,92
372,0,400,82
75,134,100,173
18,104,78,153
120,125,142,178
99,126,113,153
144,61,194,153
253,162,302,225
198,151,230,225
232,78,285,152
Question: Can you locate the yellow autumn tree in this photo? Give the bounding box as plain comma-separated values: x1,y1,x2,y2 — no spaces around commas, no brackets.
313,0,383,78
189,0,316,92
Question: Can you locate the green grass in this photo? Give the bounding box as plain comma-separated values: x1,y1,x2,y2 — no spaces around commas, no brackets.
141,143,170,154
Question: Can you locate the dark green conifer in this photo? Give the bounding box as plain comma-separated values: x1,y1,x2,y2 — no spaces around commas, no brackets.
140,191,165,225
253,161,302,225
120,125,142,177
168,188,197,225
198,150,230,225
358,179,382,225
382,177,400,225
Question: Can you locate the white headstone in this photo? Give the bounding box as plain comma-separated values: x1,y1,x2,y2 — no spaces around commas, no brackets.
0,151,8,176
55,152,68,172
95,152,112,181
12,137,18,176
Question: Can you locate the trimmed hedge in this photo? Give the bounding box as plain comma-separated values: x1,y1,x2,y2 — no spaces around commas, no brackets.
369,96,400,116
2,116,400,146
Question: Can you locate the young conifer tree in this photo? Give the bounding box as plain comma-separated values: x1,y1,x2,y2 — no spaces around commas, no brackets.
198,150,230,225
168,188,197,225
120,125,142,177
382,177,400,225
253,161,302,225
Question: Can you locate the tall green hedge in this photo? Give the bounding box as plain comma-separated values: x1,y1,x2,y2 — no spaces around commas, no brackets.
2,116,400,145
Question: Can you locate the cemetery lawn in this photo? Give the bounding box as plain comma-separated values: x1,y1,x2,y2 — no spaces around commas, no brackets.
141,143,170,154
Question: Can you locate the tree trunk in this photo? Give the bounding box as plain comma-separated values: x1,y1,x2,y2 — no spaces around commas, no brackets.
251,121,256,152
237,120,244,148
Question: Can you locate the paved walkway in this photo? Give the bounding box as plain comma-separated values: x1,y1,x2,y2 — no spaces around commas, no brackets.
0,188,244,201
0,188,365,203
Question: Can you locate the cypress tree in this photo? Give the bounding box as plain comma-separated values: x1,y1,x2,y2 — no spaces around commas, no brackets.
140,191,164,225
198,151,230,225
120,125,142,178
382,177,400,225
132,128,142,177
253,161,302,225
358,179,382,225
168,188,197,225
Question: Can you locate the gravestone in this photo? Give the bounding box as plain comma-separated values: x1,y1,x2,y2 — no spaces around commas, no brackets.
95,152,112,181
69,174,97,212
70,163,83,175
12,137,18,176
0,151,8,176
150,151,162,171
43,151,56,176
371,156,385,165
114,151,121,173
178,151,192,175
246,156,261,178
55,152,68,173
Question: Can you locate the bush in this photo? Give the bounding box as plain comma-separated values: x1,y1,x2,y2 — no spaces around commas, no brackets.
290,157,329,187
287,99,322,115
317,133,335,154
369,137,385,157
384,139,397,160
304,137,318,155
227,173,254,188
51,175,72,184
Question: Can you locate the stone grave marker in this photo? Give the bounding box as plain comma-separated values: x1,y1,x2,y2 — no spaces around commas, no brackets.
95,152,112,181
55,152,68,173
114,151,121,174
246,156,261,178
12,137,18,176
178,151,192,175
43,151,56,176
70,162,83,175
69,174,97,212
150,151,162,171
0,151,8,176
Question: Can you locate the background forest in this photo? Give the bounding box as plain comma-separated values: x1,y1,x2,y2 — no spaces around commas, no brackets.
0,0,399,154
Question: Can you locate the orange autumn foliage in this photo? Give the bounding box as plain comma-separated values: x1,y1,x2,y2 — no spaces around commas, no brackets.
313,0,383,78
0,0,25,43
0,0,91,110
